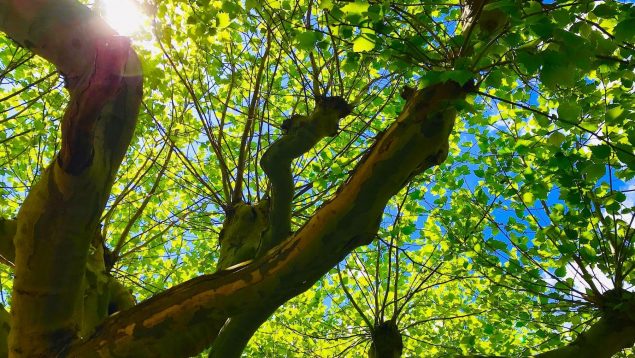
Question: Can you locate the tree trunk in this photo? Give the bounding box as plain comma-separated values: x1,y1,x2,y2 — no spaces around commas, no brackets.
0,0,142,355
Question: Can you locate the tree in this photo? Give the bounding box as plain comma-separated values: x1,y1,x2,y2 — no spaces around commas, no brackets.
0,0,633,356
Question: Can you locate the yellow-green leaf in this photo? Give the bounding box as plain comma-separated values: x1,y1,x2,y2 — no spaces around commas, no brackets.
547,132,566,147
522,192,534,205
341,1,369,14
217,13,230,28
352,36,374,52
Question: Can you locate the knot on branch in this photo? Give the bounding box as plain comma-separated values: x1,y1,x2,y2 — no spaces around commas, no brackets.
280,96,353,138
280,114,307,135
600,289,635,322
218,201,269,270
369,320,403,358
315,95,352,118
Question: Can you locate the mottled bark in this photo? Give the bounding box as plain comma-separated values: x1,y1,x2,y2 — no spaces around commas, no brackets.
68,81,465,356
209,97,353,355
258,96,352,255
2,1,628,357
217,201,269,271
0,0,142,355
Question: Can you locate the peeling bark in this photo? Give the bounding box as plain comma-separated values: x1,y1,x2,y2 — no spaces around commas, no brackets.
0,0,142,355
2,1,628,357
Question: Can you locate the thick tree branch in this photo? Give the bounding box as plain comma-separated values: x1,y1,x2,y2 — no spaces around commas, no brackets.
0,0,143,355
535,316,635,358
259,96,352,255
217,201,269,270
209,97,354,354
536,290,635,358
0,305,8,358
68,81,466,356
58,36,131,174
369,320,403,358
208,305,278,357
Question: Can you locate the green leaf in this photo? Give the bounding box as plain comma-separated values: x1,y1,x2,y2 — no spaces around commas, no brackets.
555,281,570,292
542,64,576,89
593,4,618,18
583,163,605,182
547,132,566,147
554,266,567,278
341,1,369,14
352,36,374,52
557,102,581,121
589,145,611,159
606,105,625,120
613,18,635,42
557,242,577,255
522,192,534,205
488,239,508,251
319,0,333,10
615,145,635,170
484,324,494,335
441,70,473,86
580,245,598,261
296,31,320,50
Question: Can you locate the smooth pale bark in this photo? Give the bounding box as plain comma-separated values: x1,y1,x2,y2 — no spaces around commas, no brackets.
81,233,136,337
0,0,142,355
0,219,135,348
68,81,465,356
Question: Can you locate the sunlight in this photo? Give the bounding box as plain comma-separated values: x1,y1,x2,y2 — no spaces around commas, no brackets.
101,0,145,36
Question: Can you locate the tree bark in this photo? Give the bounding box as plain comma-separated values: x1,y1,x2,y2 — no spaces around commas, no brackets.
0,218,16,266
0,0,143,355
536,290,635,358
535,315,635,358
68,81,465,356
3,1,630,357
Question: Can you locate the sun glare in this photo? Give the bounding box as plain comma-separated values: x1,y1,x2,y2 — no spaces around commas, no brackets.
101,0,146,36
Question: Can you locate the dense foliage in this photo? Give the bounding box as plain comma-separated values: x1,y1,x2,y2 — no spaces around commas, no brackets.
0,0,634,356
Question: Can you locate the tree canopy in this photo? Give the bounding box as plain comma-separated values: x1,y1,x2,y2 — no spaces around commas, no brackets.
0,0,634,356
